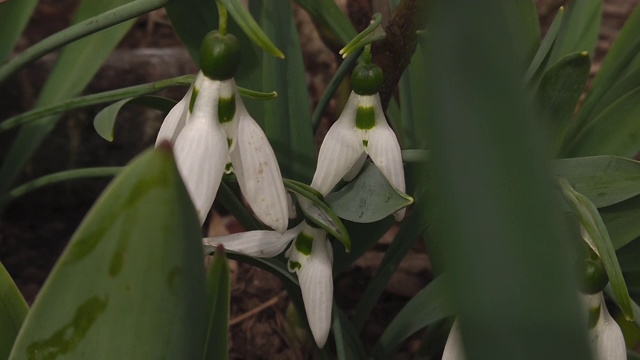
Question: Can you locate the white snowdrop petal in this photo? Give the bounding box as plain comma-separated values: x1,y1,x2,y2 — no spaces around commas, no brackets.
173,78,227,224
311,93,364,196
343,152,367,181
230,100,289,233
442,320,465,360
203,226,300,257
297,236,333,348
589,294,626,360
155,86,192,146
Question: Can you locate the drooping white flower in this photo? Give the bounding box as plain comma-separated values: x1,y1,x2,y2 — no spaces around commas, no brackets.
442,320,464,360
156,72,288,232
204,221,333,348
310,91,406,220
585,293,626,360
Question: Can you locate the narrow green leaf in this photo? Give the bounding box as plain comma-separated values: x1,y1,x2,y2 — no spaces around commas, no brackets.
94,96,177,142
551,156,640,208
333,305,366,360
217,180,263,231
558,178,634,321
426,0,591,357
601,195,640,250
500,0,541,73
204,247,230,360
351,205,429,332
325,162,413,223
8,146,206,359
0,167,121,210
524,7,565,83
332,218,394,275
536,51,590,153
605,285,640,329
293,0,357,45
398,43,428,148
259,0,315,181
0,0,138,196
219,0,284,58
564,87,640,157
545,0,601,73
339,13,385,58
568,4,640,136
0,0,168,84
0,261,28,359
616,236,640,271
284,180,351,252
372,276,454,358
0,0,38,63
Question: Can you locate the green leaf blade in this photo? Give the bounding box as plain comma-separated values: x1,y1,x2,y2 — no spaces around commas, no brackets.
9,147,207,359
204,247,230,360
0,261,28,360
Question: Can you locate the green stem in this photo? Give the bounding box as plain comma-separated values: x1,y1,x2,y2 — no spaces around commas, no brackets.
216,0,228,35
0,0,169,84
0,167,121,209
363,44,372,64
0,75,194,132
311,48,363,132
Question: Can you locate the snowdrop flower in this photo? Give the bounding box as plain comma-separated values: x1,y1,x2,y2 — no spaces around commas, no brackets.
442,320,464,360
584,293,626,359
204,221,333,348
311,62,406,220
156,31,288,232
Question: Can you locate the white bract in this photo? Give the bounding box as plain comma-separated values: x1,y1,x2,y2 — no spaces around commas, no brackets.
204,221,333,348
310,91,406,220
156,72,288,232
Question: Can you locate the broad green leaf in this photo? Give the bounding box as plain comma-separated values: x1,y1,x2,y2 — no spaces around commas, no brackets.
536,51,590,153
558,178,634,321
426,0,591,357
586,67,640,122
0,75,193,133
501,0,541,73
219,0,284,58
351,205,429,332
568,4,640,136
545,0,601,73
564,87,640,157
9,146,206,359
0,167,121,211
0,0,38,63
0,0,137,196
616,236,640,271
325,162,413,223
371,276,454,358
293,0,357,45
259,0,315,182
601,195,640,250
0,0,168,84
551,156,640,208
204,247,230,360
524,7,565,83
94,96,176,142
0,262,28,359
284,179,350,252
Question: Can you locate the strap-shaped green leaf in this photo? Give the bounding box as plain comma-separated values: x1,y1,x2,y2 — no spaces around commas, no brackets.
8,146,207,359
325,162,413,223
293,0,357,45
0,261,28,359
558,178,634,321
601,195,640,250
218,0,284,58
536,51,590,154
204,247,230,360
552,156,640,208
371,276,454,358
93,96,176,142
0,0,38,63
525,7,565,83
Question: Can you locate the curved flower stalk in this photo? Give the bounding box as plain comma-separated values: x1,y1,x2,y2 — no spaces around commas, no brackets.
204,221,333,348
155,32,288,233
311,63,406,221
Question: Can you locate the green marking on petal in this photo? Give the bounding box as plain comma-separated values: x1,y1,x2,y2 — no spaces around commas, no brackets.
189,87,199,113
355,106,375,130
227,138,233,149
294,232,313,256
225,162,233,173
218,96,236,124
587,304,600,329
362,139,369,147
288,261,302,271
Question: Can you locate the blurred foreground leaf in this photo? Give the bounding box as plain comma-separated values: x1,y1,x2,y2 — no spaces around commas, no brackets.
9,147,207,359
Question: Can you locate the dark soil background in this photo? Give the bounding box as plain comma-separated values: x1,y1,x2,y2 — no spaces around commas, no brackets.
0,1,637,359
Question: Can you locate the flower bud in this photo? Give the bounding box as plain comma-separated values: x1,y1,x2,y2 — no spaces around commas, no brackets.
351,63,383,95
200,31,241,80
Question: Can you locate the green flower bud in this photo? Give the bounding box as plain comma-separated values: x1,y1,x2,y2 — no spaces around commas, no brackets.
200,31,241,80
578,250,609,295
351,63,383,95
